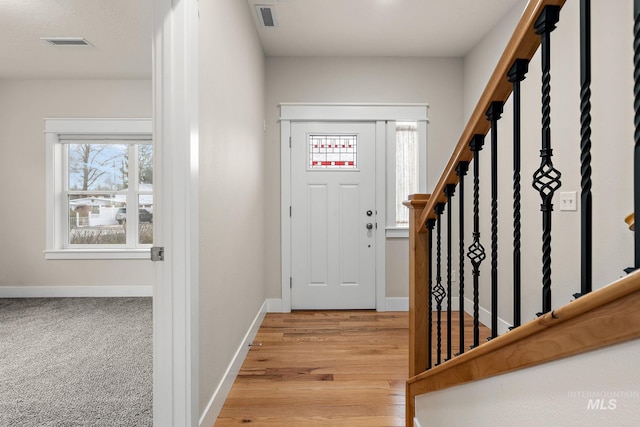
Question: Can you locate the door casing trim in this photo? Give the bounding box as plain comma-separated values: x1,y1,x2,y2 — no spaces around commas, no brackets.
280,103,428,312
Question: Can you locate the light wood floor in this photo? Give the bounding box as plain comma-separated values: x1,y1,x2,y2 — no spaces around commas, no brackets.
213,310,489,427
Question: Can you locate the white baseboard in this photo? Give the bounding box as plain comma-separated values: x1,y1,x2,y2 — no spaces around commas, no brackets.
268,297,411,312
463,297,511,334
199,300,267,427
0,285,152,298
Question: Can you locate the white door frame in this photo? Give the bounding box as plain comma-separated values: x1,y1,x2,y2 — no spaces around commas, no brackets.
152,0,199,426
280,103,428,313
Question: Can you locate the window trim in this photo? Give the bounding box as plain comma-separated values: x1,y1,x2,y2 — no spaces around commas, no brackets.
44,118,152,260
385,119,428,238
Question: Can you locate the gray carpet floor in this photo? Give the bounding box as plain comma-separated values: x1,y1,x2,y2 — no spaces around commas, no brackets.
0,298,152,427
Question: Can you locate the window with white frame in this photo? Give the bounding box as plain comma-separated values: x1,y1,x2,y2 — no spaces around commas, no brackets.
45,119,153,259
395,122,420,226
386,120,427,236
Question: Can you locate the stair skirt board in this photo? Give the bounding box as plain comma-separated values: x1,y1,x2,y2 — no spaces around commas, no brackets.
0,285,152,298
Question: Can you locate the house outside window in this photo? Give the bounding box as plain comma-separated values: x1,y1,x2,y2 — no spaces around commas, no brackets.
45,118,153,259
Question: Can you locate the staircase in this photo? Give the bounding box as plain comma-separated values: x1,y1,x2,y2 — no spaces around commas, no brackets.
405,0,640,425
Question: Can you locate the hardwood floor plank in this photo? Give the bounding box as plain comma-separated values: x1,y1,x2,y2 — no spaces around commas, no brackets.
213,310,487,426
215,415,405,427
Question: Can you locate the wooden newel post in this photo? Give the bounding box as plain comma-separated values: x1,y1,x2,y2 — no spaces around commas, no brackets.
404,194,431,377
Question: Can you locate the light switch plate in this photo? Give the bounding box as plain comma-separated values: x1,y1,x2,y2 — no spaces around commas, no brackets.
559,191,577,211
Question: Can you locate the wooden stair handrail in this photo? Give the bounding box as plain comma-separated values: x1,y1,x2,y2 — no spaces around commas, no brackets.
626,213,635,231
406,270,640,425
416,0,566,234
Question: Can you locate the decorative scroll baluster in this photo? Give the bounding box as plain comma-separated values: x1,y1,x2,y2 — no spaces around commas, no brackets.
434,204,446,364
486,101,503,339
426,218,436,370
444,184,456,360
577,0,593,297
508,59,529,328
634,0,640,269
466,135,486,348
456,162,469,354
533,5,562,315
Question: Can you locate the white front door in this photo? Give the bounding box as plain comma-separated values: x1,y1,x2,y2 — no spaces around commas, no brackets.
290,121,376,309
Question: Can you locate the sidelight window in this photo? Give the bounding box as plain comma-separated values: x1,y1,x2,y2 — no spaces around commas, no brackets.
386,120,427,236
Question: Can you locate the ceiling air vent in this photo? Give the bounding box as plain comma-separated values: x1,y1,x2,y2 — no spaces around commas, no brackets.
41,37,92,46
255,5,277,28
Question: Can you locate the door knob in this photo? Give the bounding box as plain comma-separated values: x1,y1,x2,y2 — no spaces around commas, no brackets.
366,210,373,216
366,223,373,230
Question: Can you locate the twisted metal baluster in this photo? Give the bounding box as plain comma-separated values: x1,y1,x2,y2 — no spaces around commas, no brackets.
508,59,529,328
577,0,593,298
434,204,446,365
486,101,503,339
456,162,469,354
634,0,640,270
444,184,456,360
533,6,562,315
467,135,485,348
426,218,436,370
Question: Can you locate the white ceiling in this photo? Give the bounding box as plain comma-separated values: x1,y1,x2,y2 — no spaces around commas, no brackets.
0,0,152,79
248,0,523,57
0,0,522,79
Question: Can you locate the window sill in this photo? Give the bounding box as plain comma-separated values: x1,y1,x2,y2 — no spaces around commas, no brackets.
44,249,151,260
385,227,409,239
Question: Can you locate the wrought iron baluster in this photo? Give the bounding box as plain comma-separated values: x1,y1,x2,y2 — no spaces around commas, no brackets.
456,162,469,354
577,0,593,297
634,0,640,269
533,5,562,315
508,59,529,328
434,203,446,365
486,101,503,339
426,218,436,370
467,135,486,348
444,184,456,360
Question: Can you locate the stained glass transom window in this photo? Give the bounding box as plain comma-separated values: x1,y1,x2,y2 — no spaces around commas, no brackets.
309,134,357,169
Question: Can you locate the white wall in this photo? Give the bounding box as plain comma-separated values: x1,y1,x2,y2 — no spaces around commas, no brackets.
0,79,153,288
386,238,409,298
415,340,640,427
264,57,465,301
198,0,266,418
463,0,528,122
